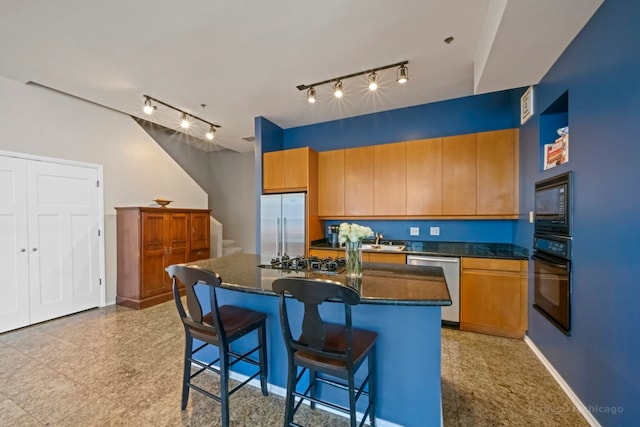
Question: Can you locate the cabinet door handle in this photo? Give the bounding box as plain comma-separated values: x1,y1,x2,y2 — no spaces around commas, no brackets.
20,248,26,252
32,248,38,252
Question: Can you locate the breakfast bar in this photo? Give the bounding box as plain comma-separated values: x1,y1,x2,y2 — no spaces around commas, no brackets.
184,253,451,426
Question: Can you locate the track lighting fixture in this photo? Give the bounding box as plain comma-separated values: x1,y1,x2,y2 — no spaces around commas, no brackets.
180,113,190,129
307,87,316,104
296,60,408,103
368,72,378,91
205,126,216,140
142,95,221,141
397,65,408,84
143,97,156,115
333,80,343,98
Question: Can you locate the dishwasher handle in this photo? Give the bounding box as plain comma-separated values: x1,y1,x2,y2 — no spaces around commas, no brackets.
407,255,459,264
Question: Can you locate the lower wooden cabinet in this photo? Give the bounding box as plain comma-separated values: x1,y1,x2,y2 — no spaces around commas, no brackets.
309,248,341,258
308,248,405,264
116,207,210,309
460,257,528,338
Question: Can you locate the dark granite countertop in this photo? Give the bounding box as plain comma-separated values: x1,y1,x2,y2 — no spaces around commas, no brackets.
310,239,528,260
186,253,451,307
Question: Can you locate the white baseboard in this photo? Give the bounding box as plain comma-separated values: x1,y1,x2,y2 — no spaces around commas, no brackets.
217,367,403,427
524,336,601,427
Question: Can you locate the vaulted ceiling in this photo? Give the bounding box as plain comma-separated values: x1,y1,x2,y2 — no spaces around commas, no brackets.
0,0,603,152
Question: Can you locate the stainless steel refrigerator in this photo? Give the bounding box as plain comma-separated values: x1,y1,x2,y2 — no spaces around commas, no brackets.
260,193,306,262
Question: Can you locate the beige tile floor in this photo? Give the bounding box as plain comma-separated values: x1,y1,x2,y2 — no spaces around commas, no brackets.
0,302,588,426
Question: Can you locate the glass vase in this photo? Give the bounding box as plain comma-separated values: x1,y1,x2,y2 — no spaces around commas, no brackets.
345,240,363,278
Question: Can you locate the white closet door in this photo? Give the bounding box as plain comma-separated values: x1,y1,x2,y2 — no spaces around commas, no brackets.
0,157,30,333
27,161,100,323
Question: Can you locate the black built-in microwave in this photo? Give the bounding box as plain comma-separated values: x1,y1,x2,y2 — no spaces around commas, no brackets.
534,171,573,237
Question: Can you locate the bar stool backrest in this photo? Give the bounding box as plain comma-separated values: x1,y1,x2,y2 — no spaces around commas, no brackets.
272,277,361,365
167,264,226,343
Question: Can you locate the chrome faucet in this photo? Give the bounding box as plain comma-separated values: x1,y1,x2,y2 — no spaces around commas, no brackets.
375,232,383,245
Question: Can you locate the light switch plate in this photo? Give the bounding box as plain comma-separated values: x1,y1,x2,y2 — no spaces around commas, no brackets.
529,211,534,224
430,226,440,236
410,227,420,236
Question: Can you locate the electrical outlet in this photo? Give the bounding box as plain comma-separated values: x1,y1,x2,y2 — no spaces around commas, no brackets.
430,226,440,236
410,227,420,236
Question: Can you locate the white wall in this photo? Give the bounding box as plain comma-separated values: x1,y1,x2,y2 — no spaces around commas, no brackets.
0,77,207,303
209,150,256,252
137,119,257,253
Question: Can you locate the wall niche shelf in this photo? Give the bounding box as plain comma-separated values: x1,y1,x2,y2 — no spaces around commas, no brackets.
539,91,569,171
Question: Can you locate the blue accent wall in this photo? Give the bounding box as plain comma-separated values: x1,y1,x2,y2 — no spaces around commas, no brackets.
283,90,517,150
513,1,640,425
323,219,514,244
255,117,285,252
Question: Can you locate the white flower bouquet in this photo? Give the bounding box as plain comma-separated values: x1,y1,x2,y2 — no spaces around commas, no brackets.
337,223,373,278
338,222,373,244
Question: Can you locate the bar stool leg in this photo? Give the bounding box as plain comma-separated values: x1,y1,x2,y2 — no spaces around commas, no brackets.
369,347,377,427
220,346,231,427
347,373,357,427
283,363,297,426
181,334,193,410
259,322,269,396
309,369,317,410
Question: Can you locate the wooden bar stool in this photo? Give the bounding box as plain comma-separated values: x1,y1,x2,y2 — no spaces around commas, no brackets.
167,264,269,427
272,277,377,427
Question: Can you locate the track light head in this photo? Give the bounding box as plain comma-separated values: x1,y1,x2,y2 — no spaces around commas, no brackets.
397,65,409,84
307,87,316,103
368,72,378,91
206,126,216,140
180,113,190,129
143,97,156,115
333,80,343,98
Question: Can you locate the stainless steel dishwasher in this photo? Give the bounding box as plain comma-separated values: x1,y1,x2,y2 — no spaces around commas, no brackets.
407,255,460,325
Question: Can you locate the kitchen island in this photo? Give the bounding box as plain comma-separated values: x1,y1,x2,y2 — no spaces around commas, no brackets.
183,253,450,426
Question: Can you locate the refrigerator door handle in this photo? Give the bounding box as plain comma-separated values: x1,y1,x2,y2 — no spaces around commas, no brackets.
277,217,281,257
283,217,288,256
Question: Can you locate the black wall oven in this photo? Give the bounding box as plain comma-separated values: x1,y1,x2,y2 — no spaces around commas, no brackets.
532,234,571,335
533,171,573,335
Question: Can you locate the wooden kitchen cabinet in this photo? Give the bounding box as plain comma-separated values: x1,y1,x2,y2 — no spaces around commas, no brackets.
309,248,341,258
116,207,210,309
318,149,345,217
476,129,519,215
374,142,406,215
315,128,518,219
189,211,211,261
366,252,406,264
443,133,477,215
344,146,374,216
263,147,313,193
460,257,528,338
406,137,443,215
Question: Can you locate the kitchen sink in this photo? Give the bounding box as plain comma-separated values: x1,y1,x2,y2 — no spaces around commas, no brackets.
361,243,406,252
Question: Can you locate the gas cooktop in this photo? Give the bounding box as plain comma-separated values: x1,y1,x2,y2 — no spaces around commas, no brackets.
258,255,346,274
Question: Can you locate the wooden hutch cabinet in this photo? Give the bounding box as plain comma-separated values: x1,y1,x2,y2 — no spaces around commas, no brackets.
116,207,211,309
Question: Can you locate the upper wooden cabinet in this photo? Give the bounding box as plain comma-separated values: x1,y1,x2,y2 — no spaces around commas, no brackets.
476,129,519,215
443,133,477,215
315,128,519,219
344,146,374,216
318,149,345,217
374,142,406,216
263,147,314,193
406,138,443,215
